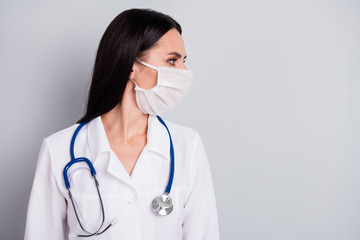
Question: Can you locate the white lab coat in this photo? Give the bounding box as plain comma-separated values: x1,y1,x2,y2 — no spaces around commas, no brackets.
24,114,220,240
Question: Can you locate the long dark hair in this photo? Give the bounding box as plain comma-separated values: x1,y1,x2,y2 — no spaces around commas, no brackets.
77,8,182,123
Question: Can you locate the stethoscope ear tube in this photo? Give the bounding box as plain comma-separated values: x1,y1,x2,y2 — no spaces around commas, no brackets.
67,175,111,238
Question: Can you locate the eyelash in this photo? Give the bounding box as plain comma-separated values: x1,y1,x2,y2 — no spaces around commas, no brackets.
168,58,187,65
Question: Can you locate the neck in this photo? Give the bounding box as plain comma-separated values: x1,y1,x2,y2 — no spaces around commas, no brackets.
101,80,148,143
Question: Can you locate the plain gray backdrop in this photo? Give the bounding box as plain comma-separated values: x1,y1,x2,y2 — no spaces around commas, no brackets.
1,0,360,239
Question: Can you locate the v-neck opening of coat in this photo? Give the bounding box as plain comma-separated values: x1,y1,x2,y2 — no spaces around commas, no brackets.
106,114,153,183
128,141,149,178
106,139,151,186
127,114,151,178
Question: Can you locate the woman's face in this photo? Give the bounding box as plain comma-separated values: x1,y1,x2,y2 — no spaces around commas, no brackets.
130,28,187,90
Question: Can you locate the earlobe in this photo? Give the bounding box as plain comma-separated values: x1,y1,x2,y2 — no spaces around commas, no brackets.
129,71,135,80
129,61,140,80
129,67,136,80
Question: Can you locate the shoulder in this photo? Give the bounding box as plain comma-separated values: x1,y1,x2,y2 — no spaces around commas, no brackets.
160,117,202,148
41,122,84,157
163,117,199,135
45,123,79,144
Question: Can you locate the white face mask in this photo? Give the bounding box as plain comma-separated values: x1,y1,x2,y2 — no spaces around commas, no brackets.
130,58,194,115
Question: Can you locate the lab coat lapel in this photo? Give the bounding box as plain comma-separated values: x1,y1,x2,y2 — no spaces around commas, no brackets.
130,114,171,182
106,151,133,184
145,114,171,162
87,116,132,186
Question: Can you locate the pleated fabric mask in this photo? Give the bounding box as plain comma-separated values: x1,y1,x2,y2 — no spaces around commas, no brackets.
130,58,193,115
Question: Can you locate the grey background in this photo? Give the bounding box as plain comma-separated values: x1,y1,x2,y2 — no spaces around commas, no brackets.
1,0,359,239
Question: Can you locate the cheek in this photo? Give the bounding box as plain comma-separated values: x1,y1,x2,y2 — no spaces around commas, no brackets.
137,69,158,90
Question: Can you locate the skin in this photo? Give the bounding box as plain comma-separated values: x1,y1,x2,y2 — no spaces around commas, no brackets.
101,28,188,176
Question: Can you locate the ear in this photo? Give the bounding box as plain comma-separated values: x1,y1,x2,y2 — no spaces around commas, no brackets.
129,61,140,80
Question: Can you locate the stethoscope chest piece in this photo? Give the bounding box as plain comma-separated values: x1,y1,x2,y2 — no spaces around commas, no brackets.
152,193,173,216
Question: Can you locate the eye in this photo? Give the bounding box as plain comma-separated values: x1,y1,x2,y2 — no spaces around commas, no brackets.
168,58,177,65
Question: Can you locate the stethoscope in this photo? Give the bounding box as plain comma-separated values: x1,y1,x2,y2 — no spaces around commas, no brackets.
63,115,175,238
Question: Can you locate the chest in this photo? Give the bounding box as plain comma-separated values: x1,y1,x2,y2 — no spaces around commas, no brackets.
65,148,189,240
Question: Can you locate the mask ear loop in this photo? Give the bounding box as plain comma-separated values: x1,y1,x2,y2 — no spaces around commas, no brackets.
136,58,159,71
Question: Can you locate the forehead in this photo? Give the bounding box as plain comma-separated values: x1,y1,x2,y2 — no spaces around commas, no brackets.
150,28,186,55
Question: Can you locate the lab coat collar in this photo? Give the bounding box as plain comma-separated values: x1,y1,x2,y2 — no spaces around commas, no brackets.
87,114,171,165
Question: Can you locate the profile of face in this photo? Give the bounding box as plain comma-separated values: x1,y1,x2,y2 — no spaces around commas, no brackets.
129,28,188,90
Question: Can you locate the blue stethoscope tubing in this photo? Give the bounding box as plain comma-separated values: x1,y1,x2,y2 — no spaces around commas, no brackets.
63,115,175,237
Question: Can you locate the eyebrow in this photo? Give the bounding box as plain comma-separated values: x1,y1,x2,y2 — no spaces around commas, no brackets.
167,51,187,60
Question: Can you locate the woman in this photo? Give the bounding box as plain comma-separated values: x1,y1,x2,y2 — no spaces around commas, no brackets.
24,8,220,240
